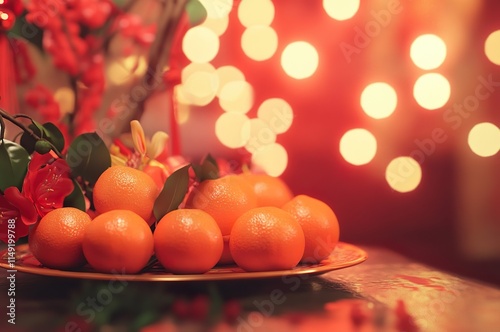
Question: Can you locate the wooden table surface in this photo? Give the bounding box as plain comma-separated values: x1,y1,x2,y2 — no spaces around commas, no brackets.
1,245,500,332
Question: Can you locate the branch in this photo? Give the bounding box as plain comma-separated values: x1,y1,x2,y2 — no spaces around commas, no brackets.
130,0,189,122
0,108,64,158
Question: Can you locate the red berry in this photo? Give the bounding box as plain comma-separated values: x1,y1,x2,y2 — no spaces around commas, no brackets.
223,300,241,323
189,295,210,322
0,9,15,31
1,0,24,16
171,298,190,319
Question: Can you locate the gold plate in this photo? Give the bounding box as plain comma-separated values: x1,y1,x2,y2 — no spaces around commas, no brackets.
0,242,366,281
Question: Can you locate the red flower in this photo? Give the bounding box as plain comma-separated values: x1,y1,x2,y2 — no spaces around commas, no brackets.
0,187,38,243
22,153,74,218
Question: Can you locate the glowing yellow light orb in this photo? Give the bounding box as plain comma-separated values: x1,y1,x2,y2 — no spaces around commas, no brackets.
219,80,254,113
241,26,278,61
360,82,397,119
339,129,377,166
174,85,191,124
323,0,360,21
199,0,233,19
281,41,319,79
257,98,294,134
215,66,245,97
181,71,219,106
413,73,450,110
243,118,277,153
215,112,250,148
385,157,422,193
54,87,75,114
181,63,216,83
468,122,500,157
485,30,500,65
107,56,147,85
238,0,275,27
201,15,229,36
251,143,288,177
410,34,447,70
175,84,191,104
182,26,220,63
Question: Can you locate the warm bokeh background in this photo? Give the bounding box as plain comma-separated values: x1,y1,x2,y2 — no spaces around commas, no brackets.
7,0,500,284
164,0,500,284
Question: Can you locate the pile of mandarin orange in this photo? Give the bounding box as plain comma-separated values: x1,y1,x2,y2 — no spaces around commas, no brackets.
29,165,340,274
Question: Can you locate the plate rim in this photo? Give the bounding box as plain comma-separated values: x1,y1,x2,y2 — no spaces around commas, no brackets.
0,242,367,282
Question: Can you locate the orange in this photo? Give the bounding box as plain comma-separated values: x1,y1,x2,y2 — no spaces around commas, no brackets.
93,165,159,223
154,209,223,274
82,210,154,273
185,175,257,264
229,207,305,272
239,173,294,207
282,195,340,263
29,207,92,270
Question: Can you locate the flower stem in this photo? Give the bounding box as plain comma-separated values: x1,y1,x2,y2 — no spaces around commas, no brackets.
0,108,64,158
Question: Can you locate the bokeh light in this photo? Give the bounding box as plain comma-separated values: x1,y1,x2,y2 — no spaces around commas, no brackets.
181,63,216,83
181,63,219,106
257,98,294,134
385,157,422,193
339,129,377,166
323,0,360,21
281,41,319,79
54,87,75,115
216,66,245,97
199,0,233,19
413,73,451,110
181,71,219,106
360,82,398,119
219,80,254,113
244,118,277,153
410,34,447,70
174,85,191,124
182,26,220,63
107,56,147,85
215,112,250,148
468,122,500,157
241,26,278,61
251,143,288,177
238,0,275,27
485,30,500,65
201,15,229,36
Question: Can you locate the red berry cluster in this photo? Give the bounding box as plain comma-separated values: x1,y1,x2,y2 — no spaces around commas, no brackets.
24,84,61,123
24,0,113,135
114,13,157,52
0,0,22,31
25,0,112,76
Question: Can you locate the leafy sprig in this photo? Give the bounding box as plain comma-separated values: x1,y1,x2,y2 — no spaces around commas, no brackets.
0,108,110,208
152,154,220,222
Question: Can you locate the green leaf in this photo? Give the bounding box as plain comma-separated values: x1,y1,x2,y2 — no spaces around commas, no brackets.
186,0,207,25
20,121,64,155
153,164,191,221
132,311,160,330
42,122,65,152
192,154,219,182
66,133,111,186
20,123,41,154
8,17,44,51
63,180,86,211
0,140,30,192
